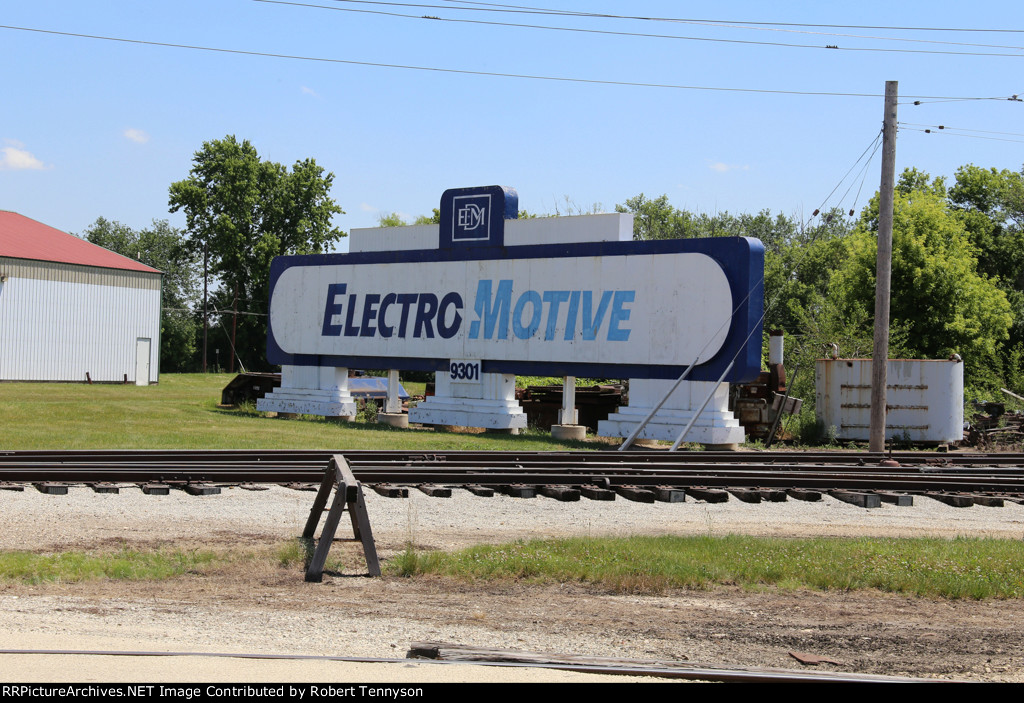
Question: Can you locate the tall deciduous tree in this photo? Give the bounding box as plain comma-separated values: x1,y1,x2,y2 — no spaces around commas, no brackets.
168,136,344,371
81,217,200,372
377,212,407,227
831,174,1013,388
615,193,698,240
948,164,1024,351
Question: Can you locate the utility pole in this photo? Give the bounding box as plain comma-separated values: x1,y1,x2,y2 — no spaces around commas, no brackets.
230,283,238,374
869,81,898,453
202,240,209,373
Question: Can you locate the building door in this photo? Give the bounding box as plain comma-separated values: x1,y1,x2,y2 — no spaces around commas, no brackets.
136,338,151,386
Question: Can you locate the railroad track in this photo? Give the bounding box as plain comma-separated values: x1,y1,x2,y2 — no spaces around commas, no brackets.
2,449,1024,505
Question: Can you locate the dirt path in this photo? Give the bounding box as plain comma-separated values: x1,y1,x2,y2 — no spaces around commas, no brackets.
3,568,1022,682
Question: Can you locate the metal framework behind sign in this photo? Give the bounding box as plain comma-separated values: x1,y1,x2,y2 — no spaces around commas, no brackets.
266,187,764,383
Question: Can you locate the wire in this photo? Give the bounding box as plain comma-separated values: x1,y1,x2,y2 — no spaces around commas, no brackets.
431,1,1024,53
898,126,1024,144
210,304,250,373
368,0,1024,33
163,307,267,317
899,122,1024,138
260,1,1024,58
848,141,881,215
2,24,1016,101
807,131,882,221
905,94,1023,105
649,20,1024,52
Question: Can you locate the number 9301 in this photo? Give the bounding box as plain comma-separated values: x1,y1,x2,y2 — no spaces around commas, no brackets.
449,360,480,382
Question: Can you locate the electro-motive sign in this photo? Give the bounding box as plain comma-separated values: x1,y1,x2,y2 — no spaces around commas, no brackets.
266,237,765,382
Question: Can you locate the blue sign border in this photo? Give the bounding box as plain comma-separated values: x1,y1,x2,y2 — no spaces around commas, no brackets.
266,236,764,382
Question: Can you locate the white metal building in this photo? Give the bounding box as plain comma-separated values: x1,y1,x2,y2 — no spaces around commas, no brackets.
0,211,162,384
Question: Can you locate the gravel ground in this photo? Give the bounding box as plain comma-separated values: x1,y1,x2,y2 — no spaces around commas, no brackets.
3,484,1024,682
4,482,1024,552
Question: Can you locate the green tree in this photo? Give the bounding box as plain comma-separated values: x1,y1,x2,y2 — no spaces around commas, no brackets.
81,217,200,372
762,210,854,335
615,193,693,240
377,212,407,227
413,208,441,225
895,167,947,198
168,136,344,371
830,175,1013,388
615,193,805,248
948,165,1024,348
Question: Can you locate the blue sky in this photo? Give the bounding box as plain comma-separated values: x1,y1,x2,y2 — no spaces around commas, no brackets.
2,1,1022,252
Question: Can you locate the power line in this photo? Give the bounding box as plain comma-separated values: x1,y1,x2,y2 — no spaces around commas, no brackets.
902,94,1022,105
3,24,1016,101
841,138,884,215
810,131,883,220
346,0,1024,33
899,126,1024,144
674,20,1024,52
164,307,267,317
899,122,1024,138
434,1,1024,51
260,1,1024,58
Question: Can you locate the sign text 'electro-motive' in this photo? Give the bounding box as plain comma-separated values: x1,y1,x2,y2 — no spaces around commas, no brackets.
320,280,634,342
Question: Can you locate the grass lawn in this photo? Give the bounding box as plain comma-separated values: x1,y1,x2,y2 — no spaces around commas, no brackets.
4,534,1024,600
391,534,1024,599
0,373,592,451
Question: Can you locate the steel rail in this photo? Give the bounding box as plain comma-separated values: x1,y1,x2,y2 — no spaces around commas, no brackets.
1,455,1022,474
4,448,1024,465
2,458,1024,480
0,648,926,683
3,457,1019,473
0,448,1017,464
2,449,1024,494
6,465,1024,489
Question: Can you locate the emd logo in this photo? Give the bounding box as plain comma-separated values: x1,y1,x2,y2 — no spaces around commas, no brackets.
439,186,517,250
453,195,491,240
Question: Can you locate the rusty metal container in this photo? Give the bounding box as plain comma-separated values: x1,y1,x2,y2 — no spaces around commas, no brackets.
815,359,963,443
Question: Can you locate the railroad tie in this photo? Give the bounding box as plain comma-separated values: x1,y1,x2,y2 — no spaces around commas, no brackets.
615,485,656,503
579,484,616,501
538,485,581,502
686,487,729,503
829,490,882,509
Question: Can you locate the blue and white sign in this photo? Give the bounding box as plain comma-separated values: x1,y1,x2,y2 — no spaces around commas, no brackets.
266,212,764,383
439,185,518,249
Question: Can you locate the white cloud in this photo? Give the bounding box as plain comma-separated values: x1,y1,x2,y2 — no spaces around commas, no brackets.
123,128,150,144
708,162,751,173
301,86,320,98
360,202,377,212
0,145,45,170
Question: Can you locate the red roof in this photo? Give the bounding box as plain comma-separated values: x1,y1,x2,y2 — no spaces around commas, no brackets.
0,211,161,274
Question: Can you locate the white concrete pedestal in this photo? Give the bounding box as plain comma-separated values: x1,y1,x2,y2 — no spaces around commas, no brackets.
376,412,409,428
598,378,744,446
409,372,527,430
551,376,584,441
257,365,357,418
551,424,586,441
375,370,409,427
